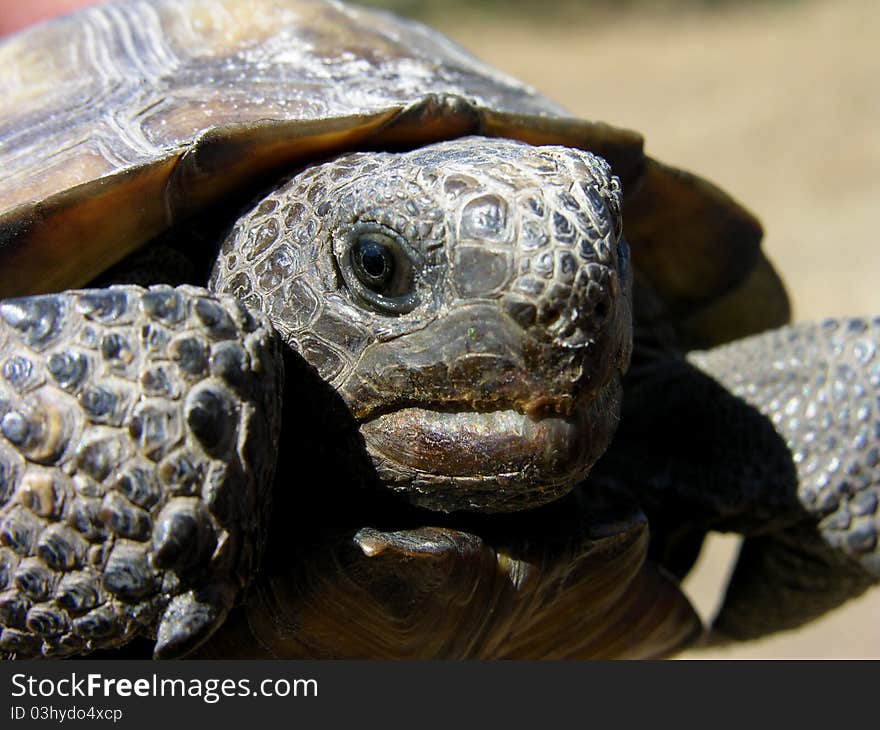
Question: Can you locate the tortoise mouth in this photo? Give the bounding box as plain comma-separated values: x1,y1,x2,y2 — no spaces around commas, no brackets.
357,378,621,513
362,407,587,478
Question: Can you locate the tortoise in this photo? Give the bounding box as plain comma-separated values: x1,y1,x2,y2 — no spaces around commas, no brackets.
0,0,876,660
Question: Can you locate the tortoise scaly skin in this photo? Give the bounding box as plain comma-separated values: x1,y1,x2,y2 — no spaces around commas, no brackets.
0,287,282,657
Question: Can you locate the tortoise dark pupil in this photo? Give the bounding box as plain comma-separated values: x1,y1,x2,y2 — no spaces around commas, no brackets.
357,238,391,280
346,232,417,312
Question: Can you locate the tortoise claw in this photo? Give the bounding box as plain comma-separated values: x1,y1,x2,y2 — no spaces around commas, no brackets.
154,583,236,659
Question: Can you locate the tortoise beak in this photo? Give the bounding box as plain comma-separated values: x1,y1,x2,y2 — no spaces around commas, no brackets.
334,304,624,512
359,384,618,513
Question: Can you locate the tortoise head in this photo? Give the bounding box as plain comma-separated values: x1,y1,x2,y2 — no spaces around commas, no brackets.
210,137,632,512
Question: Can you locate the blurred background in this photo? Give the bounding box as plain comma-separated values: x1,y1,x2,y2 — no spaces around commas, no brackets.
354,0,880,659
2,0,878,657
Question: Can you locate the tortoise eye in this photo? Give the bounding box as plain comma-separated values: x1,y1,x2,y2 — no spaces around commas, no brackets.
342,227,419,315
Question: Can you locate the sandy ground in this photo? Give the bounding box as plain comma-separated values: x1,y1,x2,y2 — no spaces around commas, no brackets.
424,0,880,658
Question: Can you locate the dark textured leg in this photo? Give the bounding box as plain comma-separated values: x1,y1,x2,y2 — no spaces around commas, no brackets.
0,285,283,658
713,524,875,640
594,318,880,639
692,319,880,574
690,318,880,638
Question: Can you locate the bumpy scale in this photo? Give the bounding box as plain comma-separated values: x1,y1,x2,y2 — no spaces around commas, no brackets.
0,286,282,658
